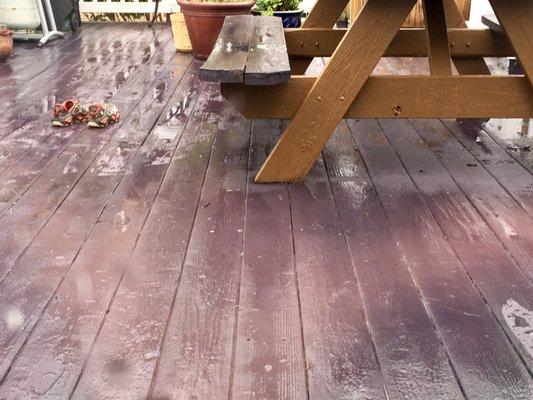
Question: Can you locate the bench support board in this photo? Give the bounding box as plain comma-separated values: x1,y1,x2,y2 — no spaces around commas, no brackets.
285,28,514,58
222,76,533,119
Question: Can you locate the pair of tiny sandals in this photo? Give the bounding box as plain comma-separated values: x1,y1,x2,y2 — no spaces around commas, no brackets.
52,99,120,128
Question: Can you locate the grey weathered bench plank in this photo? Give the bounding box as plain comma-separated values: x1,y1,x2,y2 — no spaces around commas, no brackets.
201,15,291,86
200,15,254,83
481,14,503,34
245,16,291,85
482,13,523,75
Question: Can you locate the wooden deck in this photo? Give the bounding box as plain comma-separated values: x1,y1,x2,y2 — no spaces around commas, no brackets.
0,23,532,399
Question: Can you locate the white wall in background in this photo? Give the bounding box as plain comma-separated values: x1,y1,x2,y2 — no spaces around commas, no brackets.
469,0,493,25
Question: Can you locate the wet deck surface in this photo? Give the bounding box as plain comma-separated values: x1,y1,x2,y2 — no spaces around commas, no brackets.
0,23,532,399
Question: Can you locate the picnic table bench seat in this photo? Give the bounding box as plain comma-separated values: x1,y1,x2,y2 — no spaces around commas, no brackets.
200,15,291,86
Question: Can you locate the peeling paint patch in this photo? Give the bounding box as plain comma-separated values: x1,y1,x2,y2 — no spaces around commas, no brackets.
4,308,24,330
115,210,130,233
63,153,79,174
96,147,126,176
502,299,533,357
499,219,518,238
150,155,171,166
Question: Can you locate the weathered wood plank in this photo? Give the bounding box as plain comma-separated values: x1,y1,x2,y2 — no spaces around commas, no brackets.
222,76,533,119
200,15,254,83
0,37,177,287
411,118,533,283
0,24,93,83
380,118,533,370
481,14,503,34
255,0,419,182
349,118,533,399
441,119,533,216
322,121,465,399
245,17,291,85
68,83,220,400
231,119,307,400
0,59,197,395
0,25,161,174
0,24,148,116
287,122,385,399
149,111,251,399
480,118,533,175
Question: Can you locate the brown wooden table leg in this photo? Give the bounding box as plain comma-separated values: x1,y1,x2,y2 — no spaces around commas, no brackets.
488,0,533,85
290,0,349,74
255,0,418,182
423,0,453,75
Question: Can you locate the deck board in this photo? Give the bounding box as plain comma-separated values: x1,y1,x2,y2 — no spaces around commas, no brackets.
323,121,465,399
0,23,532,400
349,118,532,399
232,119,307,400
288,143,385,399
0,48,178,291
379,118,533,370
149,103,251,400
411,119,533,282
0,53,194,394
69,75,217,400
441,119,533,215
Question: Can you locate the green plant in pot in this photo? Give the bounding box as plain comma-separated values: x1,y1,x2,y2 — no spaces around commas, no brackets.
254,0,302,28
177,0,255,59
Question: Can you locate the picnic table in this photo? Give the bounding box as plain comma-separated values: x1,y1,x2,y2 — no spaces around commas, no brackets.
201,0,533,182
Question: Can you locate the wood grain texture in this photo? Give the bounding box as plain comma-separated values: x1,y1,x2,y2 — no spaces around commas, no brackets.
0,33,176,289
0,29,173,218
379,118,533,370
488,0,533,84
255,0,419,182
288,139,385,400
200,15,254,83
441,119,533,216
231,119,307,400
1,23,533,399
69,80,220,400
0,59,197,399
244,17,291,85
422,0,452,75
222,76,533,119
349,118,533,399
149,110,251,400
322,121,465,399
480,118,533,175
411,118,533,283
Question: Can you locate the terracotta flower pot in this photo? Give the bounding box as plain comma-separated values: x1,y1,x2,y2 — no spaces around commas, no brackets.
177,0,255,60
0,25,13,63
